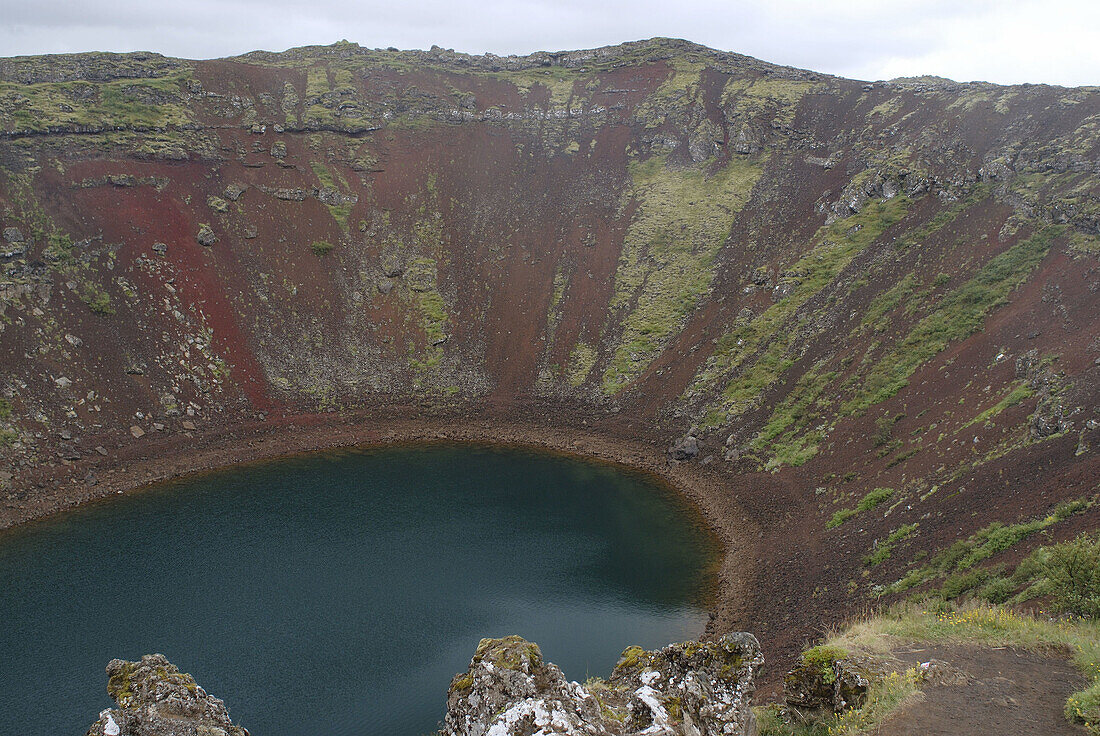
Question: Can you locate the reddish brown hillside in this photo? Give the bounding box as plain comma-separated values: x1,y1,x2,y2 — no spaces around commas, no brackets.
1,38,1098,680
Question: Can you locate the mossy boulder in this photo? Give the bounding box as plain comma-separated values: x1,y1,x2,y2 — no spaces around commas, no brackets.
784,647,886,713
85,654,248,736
443,633,762,736
196,224,216,246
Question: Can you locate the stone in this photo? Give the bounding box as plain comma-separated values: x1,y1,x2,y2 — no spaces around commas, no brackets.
270,141,287,159
181,420,196,431
84,654,249,736
3,226,24,243
772,281,794,301
151,242,167,254
784,652,887,714
224,184,246,201
196,225,216,247
129,425,145,439
688,118,724,162
95,446,108,456
443,634,762,736
669,434,699,461
377,277,396,295
1030,409,1064,439
272,187,307,201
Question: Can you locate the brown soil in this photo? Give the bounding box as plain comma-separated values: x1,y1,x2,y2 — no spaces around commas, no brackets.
873,643,1089,736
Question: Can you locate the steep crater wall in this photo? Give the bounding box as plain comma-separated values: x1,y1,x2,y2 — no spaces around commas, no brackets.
1,38,1099,676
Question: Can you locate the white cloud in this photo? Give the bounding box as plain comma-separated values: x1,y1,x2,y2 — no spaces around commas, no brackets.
0,0,1096,86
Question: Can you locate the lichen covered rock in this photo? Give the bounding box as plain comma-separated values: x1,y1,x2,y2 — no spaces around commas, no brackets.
783,648,886,714
85,654,248,736
443,633,763,736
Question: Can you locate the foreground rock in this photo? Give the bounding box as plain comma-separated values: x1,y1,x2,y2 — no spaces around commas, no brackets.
85,654,248,736
783,647,887,716
443,633,763,736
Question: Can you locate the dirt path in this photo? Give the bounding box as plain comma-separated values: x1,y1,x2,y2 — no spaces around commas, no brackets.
873,643,1088,735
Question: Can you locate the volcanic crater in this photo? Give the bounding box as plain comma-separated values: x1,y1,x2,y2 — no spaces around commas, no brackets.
1,37,1099,688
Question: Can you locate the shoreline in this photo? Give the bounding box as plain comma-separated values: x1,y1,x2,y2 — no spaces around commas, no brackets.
1,410,760,637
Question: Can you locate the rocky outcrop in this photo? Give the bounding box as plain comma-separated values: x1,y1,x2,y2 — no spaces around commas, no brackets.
783,649,886,714
443,633,763,736
81,638,761,736
85,654,248,736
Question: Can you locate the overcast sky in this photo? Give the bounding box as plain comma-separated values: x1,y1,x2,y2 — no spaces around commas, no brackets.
1,0,1097,86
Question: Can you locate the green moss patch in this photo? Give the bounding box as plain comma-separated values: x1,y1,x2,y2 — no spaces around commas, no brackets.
602,153,765,394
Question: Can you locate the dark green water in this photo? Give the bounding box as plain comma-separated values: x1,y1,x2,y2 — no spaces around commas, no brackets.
0,444,717,735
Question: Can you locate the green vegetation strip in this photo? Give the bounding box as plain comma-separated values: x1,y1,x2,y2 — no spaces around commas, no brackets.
843,226,1059,414
694,196,910,427
826,487,895,529
747,361,838,470
602,153,764,395
885,497,1092,596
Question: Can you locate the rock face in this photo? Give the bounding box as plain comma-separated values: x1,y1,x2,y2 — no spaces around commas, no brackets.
85,654,249,736
444,633,763,736
196,224,216,247
783,651,885,714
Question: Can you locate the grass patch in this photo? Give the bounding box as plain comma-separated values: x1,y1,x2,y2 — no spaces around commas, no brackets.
603,153,765,394
866,524,919,566
886,497,1093,596
82,284,113,314
964,381,1033,428
566,342,597,387
827,508,858,530
827,488,895,529
857,487,895,512
310,240,335,256
0,72,193,134
843,226,1058,414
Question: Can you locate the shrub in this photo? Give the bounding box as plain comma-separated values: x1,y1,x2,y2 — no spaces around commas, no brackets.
1043,534,1100,617
940,568,991,600
857,487,895,512
979,577,1015,604
82,284,113,314
827,508,858,529
872,414,895,447
310,240,334,256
